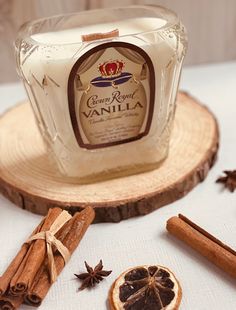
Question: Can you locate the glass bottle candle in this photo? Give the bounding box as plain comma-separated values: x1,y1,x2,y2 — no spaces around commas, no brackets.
15,5,187,183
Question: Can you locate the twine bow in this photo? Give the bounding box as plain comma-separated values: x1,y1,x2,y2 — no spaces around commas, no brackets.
27,211,72,283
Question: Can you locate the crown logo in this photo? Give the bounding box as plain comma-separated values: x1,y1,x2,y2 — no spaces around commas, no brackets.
99,60,124,78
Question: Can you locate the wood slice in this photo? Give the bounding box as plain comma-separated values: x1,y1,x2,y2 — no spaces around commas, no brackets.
0,92,219,223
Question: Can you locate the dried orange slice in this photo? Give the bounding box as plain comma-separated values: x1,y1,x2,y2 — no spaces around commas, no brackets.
109,265,182,310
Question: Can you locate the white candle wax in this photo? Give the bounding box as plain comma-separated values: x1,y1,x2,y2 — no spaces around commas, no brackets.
32,18,167,44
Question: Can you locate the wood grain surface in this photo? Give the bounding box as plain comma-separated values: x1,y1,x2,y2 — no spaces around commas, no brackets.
0,92,219,222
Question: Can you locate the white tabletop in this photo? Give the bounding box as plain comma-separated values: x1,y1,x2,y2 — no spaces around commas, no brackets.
0,62,236,310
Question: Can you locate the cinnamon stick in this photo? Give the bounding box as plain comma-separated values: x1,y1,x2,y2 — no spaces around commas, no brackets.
24,206,95,306
0,294,23,310
9,208,63,296
166,214,236,278
0,218,45,296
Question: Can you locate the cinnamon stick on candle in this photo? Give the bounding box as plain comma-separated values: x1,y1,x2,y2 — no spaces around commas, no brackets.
25,206,95,306
0,207,94,309
166,214,236,278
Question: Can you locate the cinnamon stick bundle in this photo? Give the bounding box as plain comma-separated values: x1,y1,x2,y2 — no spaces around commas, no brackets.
166,214,236,278
9,208,63,296
25,206,95,306
0,206,95,309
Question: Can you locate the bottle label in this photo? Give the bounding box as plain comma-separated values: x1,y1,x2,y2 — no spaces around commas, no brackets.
68,42,155,149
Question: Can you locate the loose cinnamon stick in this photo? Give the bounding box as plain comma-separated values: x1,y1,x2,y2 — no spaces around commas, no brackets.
0,218,45,296
25,206,95,306
166,214,236,278
9,208,63,296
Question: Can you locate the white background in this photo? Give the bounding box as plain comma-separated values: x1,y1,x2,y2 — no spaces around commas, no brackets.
0,62,236,309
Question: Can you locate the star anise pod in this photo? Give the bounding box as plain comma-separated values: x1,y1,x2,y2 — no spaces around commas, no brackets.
75,260,112,290
216,170,236,192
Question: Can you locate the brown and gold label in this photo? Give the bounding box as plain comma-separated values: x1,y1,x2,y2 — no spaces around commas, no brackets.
68,42,155,149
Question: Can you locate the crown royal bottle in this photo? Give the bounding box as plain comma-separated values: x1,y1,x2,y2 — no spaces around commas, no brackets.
15,6,187,182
